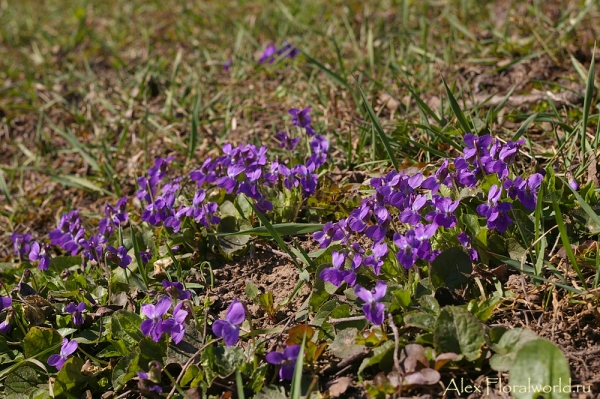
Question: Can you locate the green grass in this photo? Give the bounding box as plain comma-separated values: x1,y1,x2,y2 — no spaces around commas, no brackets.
1,0,600,397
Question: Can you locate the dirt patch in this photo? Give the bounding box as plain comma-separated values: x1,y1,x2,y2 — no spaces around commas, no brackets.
207,242,311,331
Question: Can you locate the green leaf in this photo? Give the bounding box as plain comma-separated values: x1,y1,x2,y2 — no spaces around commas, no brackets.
509,339,571,399
468,297,503,322
433,306,485,361
389,289,411,312
112,350,140,391
53,357,87,397
330,328,366,359
110,310,144,354
24,327,63,363
489,328,539,371
404,312,437,331
358,340,395,375
49,256,83,271
357,84,399,171
213,346,245,377
217,216,251,257
430,247,472,289
138,336,167,365
5,366,39,395
213,223,323,237
254,385,288,399
245,282,260,300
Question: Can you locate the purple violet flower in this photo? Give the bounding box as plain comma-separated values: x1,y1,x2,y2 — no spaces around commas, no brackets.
65,302,86,326
400,195,428,225
422,160,451,193
393,231,421,269
168,302,188,344
457,232,478,261
1,295,12,311
140,250,152,265
426,196,459,228
141,297,175,342
516,173,543,210
275,132,300,150
212,298,245,346
0,315,12,334
313,222,345,248
362,242,388,275
10,233,31,259
162,280,191,300
266,345,301,381
568,177,579,191
80,234,106,263
320,251,349,287
106,246,132,269
289,107,315,136
476,185,513,233
463,134,493,164
48,338,78,370
277,41,299,58
354,281,387,325
259,44,277,63
29,242,51,271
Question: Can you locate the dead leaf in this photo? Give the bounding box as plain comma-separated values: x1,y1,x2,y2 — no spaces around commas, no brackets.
403,368,441,386
328,377,351,398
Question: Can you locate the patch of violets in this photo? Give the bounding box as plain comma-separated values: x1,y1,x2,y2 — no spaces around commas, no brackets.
314,133,543,324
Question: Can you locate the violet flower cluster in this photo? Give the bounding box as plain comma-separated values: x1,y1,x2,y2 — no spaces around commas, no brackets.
314,133,543,323
187,107,328,212
49,210,85,255
140,295,188,344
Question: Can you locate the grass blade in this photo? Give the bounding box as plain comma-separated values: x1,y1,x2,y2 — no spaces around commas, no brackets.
51,174,114,197
404,84,442,124
550,191,587,289
290,330,307,399
441,76,471,133
235,369,245,399
512,112,539,141
562,177,600,227
211,223,323,237
130,225,149,290
581,47,595,161
0,169,11,205
357,84,399,171
247,198,302,269
303,51,350,90
188,91,201,161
